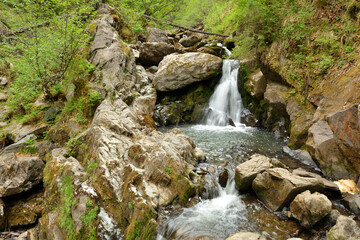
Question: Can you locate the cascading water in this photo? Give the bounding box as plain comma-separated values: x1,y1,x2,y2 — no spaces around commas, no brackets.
156,174,255,240
204,59,243,127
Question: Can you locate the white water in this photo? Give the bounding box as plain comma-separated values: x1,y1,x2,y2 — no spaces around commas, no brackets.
205,59,243,127
156,176,254,240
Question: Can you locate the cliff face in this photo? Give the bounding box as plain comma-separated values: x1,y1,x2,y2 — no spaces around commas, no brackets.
242,40,360,181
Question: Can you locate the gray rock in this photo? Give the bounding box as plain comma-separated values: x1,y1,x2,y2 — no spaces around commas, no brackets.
235,154,284,191
146,27,168,43
154,52,222,92
343,192,360,214
327,215,360,240
90,14,136,90
179,34,202,47
0,199,4,230
0,153,44,197
252,168,340,211
247,70,267,99
139,42,175,66
264,82,289,115
44,106,61,123
1,123,48,143
226,232,266,240
0,77,8,86
290,190,332,228
324,209,340,227
1,134,36,155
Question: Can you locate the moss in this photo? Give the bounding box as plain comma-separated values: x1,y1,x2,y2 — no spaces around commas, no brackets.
126,208,157,240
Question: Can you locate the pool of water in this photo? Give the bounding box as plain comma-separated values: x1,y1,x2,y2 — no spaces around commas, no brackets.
157,124,325,240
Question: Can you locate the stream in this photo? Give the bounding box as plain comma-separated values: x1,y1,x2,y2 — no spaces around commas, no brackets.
156,60,329,239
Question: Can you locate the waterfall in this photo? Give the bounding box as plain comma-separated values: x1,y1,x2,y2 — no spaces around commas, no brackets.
204,59,243,127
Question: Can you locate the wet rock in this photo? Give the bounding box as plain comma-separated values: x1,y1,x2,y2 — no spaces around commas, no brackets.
343,192,360,215
192,147,206,162
252,168,340,211
0,153,44,197
226,232,266,240
327,215,360,240
218,169,229,188
146,27,168,43
235,154,284,191
154,52,222,92
6,191,44,228
306,120,356,180
0,199,5,230
247,69,267,99
139,42,175,66
179,34,202,47
290,190,332,228
241,109,258,127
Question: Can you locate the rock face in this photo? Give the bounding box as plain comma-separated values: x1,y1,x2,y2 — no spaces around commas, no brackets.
38,5,203,239
234,154,284,191
154,52,222,92
327,215,360,240
226,232,266,240
90,11,136,90
290,190,332,228
179,34,202,47
247,70,267,99
0,153,44,197
146,27,168,43
139,42,175,66
252,168,340,211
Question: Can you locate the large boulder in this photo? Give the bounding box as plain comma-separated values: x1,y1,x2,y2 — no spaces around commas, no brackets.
252,168,340,211
226,232,266,240
343,192,360,215
264,82,289,115
179,34,202,47
0,153,44,197
139,42,175,66
154,52,222,92
146,27,168,43
290,190,332,228
306,119,357,180
247,70,267,99
234,154,284,191
327,215,360,240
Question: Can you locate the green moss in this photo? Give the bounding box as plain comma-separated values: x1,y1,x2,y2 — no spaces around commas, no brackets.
59,175,76,239
126,208,157,240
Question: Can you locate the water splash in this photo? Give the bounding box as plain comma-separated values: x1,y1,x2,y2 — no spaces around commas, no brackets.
204,60,243,127
156,175,255,240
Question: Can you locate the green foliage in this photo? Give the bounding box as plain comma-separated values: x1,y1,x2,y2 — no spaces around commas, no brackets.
165,166,172,177
59,175,76,239
128,202,134,210
21,137,37,154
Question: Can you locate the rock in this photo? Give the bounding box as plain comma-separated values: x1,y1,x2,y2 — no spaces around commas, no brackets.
282,146,319,169
197,46,217,55
0,77,8,86
1,134,36,155
290,190,332,228
28,227,39,240
287,238,304,240
226,232,266,240
264,82,289,115
179,34,202,47
218,169,229,188
235,154,284,191
90,13,136,90
0,199,5,230
18,232,28,240
44,106,61,123
334,179,359,194
306,120,356,180
247,69,267,99
0,153,44,197
323,209,341,227
139,42,175,66
154,52,222,92
1,123,48,143
146,27,168,43
327,215,360,240
6,191,44,228
343,192,360,214
252,168,340,211
192,147,206,162
0,92,7,101
35,140,57,161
